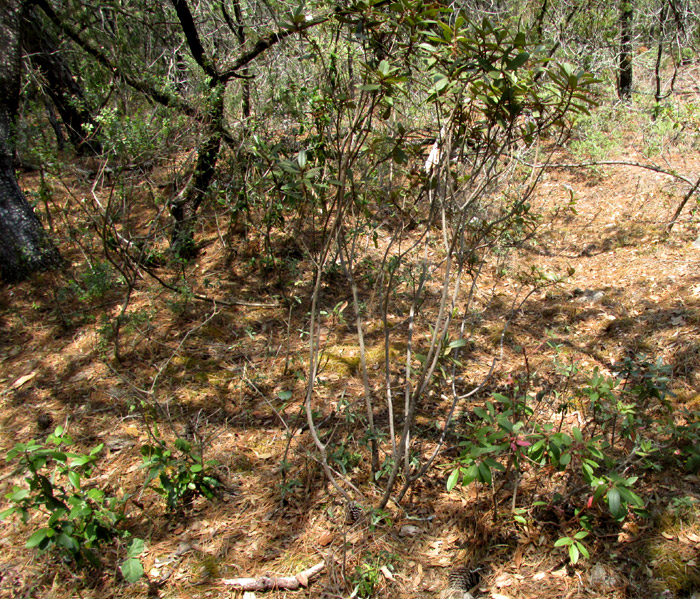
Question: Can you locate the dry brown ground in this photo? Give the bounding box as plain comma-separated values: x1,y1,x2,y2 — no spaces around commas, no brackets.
2,72,700,599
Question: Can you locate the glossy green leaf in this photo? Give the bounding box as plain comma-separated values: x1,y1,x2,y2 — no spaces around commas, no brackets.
26,528,50,548
446,468,460,491
607,487,622,518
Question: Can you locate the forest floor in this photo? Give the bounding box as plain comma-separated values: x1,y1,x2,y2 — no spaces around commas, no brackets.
2,69,700,599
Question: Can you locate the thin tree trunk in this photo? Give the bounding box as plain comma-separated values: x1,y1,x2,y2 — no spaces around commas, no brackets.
0,1,61,282
654,3,668,105
618,0,634,100
170,83,224,258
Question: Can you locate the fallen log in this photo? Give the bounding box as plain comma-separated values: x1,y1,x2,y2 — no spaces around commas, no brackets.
221,560,325,591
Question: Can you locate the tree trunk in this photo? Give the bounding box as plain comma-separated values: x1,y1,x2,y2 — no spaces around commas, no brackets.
21,5,102,155
0,1,61,282
618,0,634,100
170,83,224,259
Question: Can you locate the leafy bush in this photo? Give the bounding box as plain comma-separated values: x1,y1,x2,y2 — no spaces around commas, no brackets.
140,435,219,511
448,353,676,563
349,552,397,598
1,427,143,580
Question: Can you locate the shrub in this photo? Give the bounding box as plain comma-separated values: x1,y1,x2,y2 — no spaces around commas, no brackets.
1,427,143,581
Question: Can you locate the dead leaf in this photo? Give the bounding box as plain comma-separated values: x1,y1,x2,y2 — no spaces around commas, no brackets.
685,532,700,543
492,593,512,599
411,570,423,586
495,574,512,588
380,566,394,581
11,371,36,389
399,524,423,537
513,545,524,568
296,572,309,587
661,532,675,540
318,531,334,547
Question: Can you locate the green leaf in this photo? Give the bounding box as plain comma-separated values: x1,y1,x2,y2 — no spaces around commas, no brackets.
127,538,145,558
358,83,381,92
572,427,583,443
58,533,78,552
477,461,492,485
607,487,622,518
463,463,479,484
483,457,505,471
618,486,644,507
473,407,489,421
89,443,104,457
447,468,460,491
87,488,105,502
26,528,50,548
297,150,307,169
175,438,191,453
278,390,292,401
554,537,572,547
568,543,580,564
573,530,589,540
8,488,29,502
121,558,144,583
0,507,17,520
68,470,81,489
69,455,91,467
577,541,590,559
506,51,529,70
448,338,468,349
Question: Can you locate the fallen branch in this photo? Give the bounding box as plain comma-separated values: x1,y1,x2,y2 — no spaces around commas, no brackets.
221,561,325,591
524,158,694,186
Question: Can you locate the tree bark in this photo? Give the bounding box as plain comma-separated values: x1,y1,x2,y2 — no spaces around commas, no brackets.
618,0,634,100
21,5,102,155
0,0,61,282
170,83,224,258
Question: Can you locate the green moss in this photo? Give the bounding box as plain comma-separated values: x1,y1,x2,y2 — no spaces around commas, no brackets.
647,504,700,595
319,343,404,376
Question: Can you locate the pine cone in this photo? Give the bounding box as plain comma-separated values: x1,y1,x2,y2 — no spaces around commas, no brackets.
346,502,363,523
447,566,482,591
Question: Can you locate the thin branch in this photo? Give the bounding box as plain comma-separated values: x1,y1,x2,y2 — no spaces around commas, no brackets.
667,173,700,231
524,158,693,186
169,0,217,79
219,16,328,80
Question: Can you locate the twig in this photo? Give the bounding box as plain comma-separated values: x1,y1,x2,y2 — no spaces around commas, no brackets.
221,560,325,590
667,173,700,231
523,158,694,186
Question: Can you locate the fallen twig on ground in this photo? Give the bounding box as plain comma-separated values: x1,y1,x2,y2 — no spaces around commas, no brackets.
221,561,325,591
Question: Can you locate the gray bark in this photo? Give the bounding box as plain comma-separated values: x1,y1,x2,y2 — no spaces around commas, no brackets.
0,0,61,282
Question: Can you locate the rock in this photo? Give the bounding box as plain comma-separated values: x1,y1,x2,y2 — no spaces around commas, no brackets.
572,288,605,303
588,563,619,590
